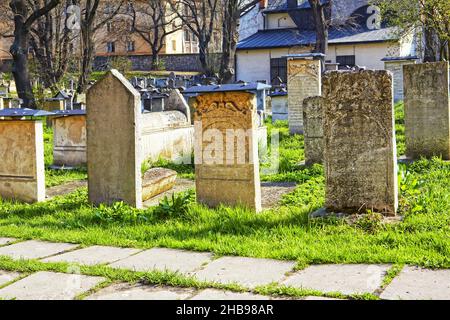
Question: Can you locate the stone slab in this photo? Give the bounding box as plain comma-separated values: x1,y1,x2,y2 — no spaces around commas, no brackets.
0,238,16,246
190,289,270,300
0,271,105,300
52,115,87,167
41,245,141,266
282,264,391,295
0,240,79,260
142,168,177,201
109,248,213,273
193,256,296,289
0,270,21,287
86,283,194,300
380,266,450,300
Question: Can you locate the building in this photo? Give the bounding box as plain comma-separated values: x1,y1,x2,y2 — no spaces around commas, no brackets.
236,0,419,84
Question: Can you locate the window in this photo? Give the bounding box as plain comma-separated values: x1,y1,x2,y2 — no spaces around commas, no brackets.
184,28,190,41
127,41,135,52
270,58,287,84
336,55,356,67
106,22,112,32
172,40,177,52
107,42,115,53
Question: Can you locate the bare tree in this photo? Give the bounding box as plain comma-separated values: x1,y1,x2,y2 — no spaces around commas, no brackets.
74,0,125,94
170,0,220,75
8,0,61,108
130,0,181,70
219,0,260,83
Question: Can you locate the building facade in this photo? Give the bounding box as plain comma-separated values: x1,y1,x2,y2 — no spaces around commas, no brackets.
236,0,419,84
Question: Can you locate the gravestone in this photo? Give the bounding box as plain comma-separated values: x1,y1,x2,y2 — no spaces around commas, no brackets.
286,54,323,134
52,113,87,167
404,61,450,160
87,69,143,208
303,96,324,166
322,70,398,216
382,56,418,102
192,85,262,212
0,120,45,202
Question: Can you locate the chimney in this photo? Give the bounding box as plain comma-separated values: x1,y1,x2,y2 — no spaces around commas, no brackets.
259,0,268,9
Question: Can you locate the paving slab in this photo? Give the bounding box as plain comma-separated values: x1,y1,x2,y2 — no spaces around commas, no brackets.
190,289,271,300
41,245,141,266
109,248,213,273
0,240,79,260
282,264,390,295
193,256,296,289
0,271,105,300
303,296,344,300
0,238,16,246
380,266,450,300
0,271,21,287
86,283,194,300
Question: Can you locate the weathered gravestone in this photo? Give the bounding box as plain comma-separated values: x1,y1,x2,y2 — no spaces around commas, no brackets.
87,69,143,208
191,84,262,212
52,111,87,168
303,96,324,166
404,61,450,160
322,70,398,216
286,54,323,134
0,120,45,202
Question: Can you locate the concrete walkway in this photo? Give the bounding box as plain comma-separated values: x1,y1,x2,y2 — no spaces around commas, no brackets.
0,238,449,300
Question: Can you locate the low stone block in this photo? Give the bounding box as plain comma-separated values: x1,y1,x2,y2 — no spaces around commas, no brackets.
109,248,213,273
380,266,450,300
41,245,141,266
86,283,194,300
282,264,391,295
190,289,270,300
193,256,296,289
0,270,21,287
52,115,87,167
142,168,177,201
0,240,79,260
0,271,105,300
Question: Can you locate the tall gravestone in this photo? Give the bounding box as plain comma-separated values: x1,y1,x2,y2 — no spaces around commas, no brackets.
87,70,143,208
0,120,45,203
287,54,322,134
322,70,398,216
303,96,324,166
404,61,450,160
193,86,262,212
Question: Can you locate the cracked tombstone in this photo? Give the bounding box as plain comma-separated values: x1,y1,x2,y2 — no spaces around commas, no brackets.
87,69,143,208
404,61,450,160
320,70,398,216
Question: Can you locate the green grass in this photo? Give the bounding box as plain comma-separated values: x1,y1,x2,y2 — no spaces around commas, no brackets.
0,102,449,268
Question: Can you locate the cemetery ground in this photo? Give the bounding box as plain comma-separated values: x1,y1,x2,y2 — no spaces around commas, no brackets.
0,102,449,300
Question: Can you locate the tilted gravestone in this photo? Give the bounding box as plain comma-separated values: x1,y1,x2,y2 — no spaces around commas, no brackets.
0,120,45,203
286,54,322,134
193,86,262,212
404,61,450,160
322,70,398,216
303,96,324,166
87,69,143,208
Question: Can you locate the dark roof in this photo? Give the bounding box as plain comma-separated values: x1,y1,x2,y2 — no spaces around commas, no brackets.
381,56,419,62
264,0,329,13
184,82,272,94
0,108,55,117
237,27,399,50
51,109,86,116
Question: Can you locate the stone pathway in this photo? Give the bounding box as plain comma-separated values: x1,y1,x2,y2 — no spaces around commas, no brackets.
0,238,449,300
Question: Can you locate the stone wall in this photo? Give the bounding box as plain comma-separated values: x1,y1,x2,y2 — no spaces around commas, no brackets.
287,57,321,134
52,115,87,167
0,120,45,203
322,70,398,216
93,54,211,72
303,96,324,166
193,91,262,211
404,61,450,160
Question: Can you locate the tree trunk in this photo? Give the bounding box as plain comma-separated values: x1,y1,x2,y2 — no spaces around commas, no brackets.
198,40,210,76
10,20,36,108
220,2,239,84
151,47,159,70
309,0,328,71
77,27,94,94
